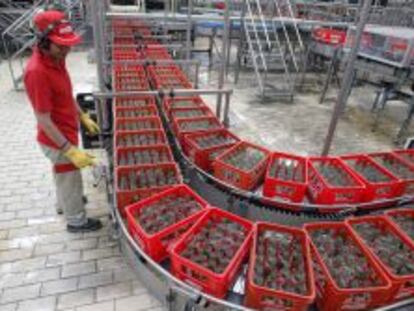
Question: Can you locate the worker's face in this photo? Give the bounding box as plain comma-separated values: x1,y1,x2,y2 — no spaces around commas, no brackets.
49,42,71,60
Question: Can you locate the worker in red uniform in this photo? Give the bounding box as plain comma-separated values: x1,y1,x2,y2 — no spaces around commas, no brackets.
24,10,102,233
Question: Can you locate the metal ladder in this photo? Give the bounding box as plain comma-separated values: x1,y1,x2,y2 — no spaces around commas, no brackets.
237,0,304,101
1,0,85,90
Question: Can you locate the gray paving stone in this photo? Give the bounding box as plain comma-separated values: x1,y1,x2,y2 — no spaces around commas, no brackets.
0,272,25,289
24,267,61,284
66,238,98,251
47,251,81,267
1,283,41,304
10,256,47,272
0,230,9,239
115,293,159,311
57,289,94,310
8,226,40,239
82,246,118,261
0,303,17,311
34,242,65,256
0,219,27,230
97,236,119,249
41,277,78,296
17,296,56,311
96,282,132,302
97,256,128,272
0,212,16,221
0,248,33,263
62,261,96,278
113,267,138,283
16,209,44,219
78,271,113,289
76,300,114,311
132,280,147,295
0,239,20,251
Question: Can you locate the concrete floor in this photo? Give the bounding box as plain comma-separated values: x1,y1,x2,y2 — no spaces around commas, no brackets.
0,40,412,310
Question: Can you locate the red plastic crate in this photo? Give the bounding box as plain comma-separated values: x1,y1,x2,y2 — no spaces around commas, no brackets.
173,116,223,146
114,116,162,132
392,149,414,167
114,106,158,119
367,152,414,195
115,145,173,167
263,152,308,203
245,222,315,311
170,207,253,298
139,48,172,60
341,154,403,202
162,97,208,118
184,129,240,171
169,106,214,122
312,28,346,45
114,130,167,148
113,76,150,91
307,157,366,205
304,222,391,311
114,96,156,109
346,216,414,302
115,163,182,213
385,208,414,243
212,141,271,191
125,184,208,262
147,65,192,89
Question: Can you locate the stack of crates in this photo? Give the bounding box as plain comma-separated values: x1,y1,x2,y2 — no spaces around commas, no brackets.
111,23,182,216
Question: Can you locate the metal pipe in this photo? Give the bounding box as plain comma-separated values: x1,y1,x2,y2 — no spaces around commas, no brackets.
194,61,199,89
94,88,233,98
216,0,231,120
103,59,200,66
320,0,371,156
91,0,105,91
185,0,193,62
223,92,231,127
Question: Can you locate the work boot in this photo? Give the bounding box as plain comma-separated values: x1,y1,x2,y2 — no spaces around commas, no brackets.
67,218,102,233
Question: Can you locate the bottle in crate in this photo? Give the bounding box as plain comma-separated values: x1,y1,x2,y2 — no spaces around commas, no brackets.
346,216,414,302
341,154,403,202
213,141,271,191
304,222,391,311
368,152,414,195
307,157,366,207
170,208,253,298
263,152,308,202
245,222,315,311
184,129,240,171
115,163,182,215
125,185,208,262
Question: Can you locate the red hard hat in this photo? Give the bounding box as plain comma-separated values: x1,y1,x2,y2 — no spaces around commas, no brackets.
33,10,81,46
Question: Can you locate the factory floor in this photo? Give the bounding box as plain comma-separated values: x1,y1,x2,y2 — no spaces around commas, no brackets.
0,43,412,310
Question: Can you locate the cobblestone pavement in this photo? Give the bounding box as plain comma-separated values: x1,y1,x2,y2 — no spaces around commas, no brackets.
0,53,165,311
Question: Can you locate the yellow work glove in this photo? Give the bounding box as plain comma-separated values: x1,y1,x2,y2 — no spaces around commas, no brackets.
80,112,100,136
64,146,97,169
